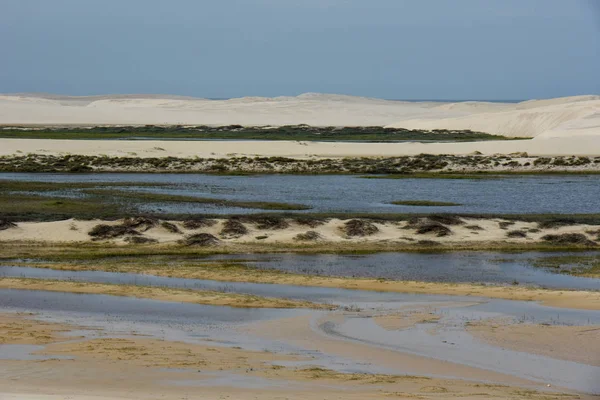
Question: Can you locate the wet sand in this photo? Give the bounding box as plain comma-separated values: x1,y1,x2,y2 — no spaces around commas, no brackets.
1,307,597,400
0,278,330,310
467,318,600,366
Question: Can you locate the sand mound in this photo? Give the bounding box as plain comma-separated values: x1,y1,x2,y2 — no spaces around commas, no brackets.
387,96,600,138
1,93,598,139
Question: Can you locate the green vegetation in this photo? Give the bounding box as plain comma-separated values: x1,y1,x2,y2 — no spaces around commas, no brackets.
0,180,310,220
391,200,462,207
529,254,600,277
83,189,311,210
0,125,518,142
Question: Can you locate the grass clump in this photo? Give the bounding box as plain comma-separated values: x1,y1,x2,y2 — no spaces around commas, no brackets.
124,236,158,244
465,224,484,231
182,218,217,230
0,220,17,231
88,224,141,239
391,200,462,207
541,233,596,246
123,216,159,232
415,222,452,237
343,219,379,237
294,231,322,241
160,221,181,234
506,230,528,238
426,215,464,226
249,216,289,230
499,221,516,230
537,219,578,229
416,240,441,246
181,233,220,247
220,219,249,238
293,217,327,228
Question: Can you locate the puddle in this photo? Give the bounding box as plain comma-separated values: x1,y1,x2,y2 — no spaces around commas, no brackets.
0,344,72,361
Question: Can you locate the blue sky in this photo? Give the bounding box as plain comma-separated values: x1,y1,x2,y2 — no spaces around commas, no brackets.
0,0,598,100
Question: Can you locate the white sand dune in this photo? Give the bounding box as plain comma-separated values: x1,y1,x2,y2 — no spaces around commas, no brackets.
391,97,600,138
1,92,597,139
1,93,599,157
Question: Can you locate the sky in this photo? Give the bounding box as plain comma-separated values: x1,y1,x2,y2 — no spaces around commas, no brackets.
0,0,598,100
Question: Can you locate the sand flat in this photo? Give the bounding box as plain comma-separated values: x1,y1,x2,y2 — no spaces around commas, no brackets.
2,135,600,157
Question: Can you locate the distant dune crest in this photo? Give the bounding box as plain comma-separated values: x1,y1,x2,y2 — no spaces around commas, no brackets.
0,92,598,139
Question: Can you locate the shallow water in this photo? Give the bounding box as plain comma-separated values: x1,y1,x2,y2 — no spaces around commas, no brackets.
1,283,599,393
2,172,599,214
1,267,598,325
200,251,600,290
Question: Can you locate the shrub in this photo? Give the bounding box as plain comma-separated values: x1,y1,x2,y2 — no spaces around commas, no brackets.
220,219,248,238
426,214,464,226
415,222,452,237
343,219,379,237
294,231,322,241
416,240,441,246
250,216,289,230
498,221,515,230
294,217,326,228
541,233,596,246
89,224,140,239
182,218,217,229
161,221,181,234
465,224,484,231
506,230,527,238
125,236,158,244
537,219,577,229
0,220,17,231
181,233,220,246
123,216,158,232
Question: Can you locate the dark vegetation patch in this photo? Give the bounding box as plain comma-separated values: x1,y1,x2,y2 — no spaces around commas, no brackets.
425,215,464,226
294,231,322,241
465,224,484,231
506,230,528,238
343,219,379,237
537,219,578,229
182,218,217,230
530,255,600,277
499,221,516,230
180,233,220,247
293,217,327,228
160,221,181,233
220,219,249,238
416,240,441,246
415,223,452,237
0,125,513,142
247,216,289,230
84,189,312,211
391,200,462,207
0,220,17,231
123,216,158,232
88,224,141,239
541,233,596,247
124,236,158,244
